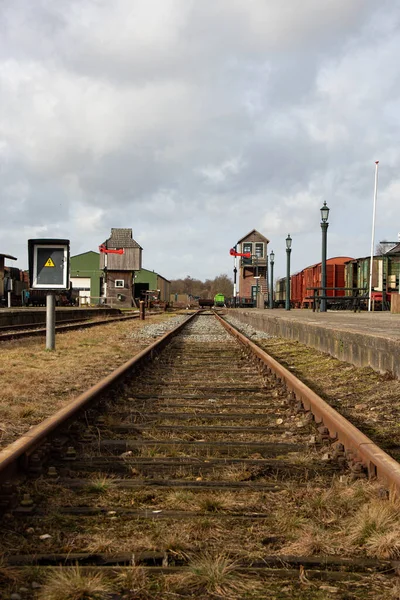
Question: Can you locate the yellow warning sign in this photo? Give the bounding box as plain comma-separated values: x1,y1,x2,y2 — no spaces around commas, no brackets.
44,258,55,267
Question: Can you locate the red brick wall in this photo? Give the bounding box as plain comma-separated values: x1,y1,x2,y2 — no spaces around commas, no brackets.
239,267,267,297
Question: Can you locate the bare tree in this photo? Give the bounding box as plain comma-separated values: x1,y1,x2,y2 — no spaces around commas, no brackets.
170,274,233,298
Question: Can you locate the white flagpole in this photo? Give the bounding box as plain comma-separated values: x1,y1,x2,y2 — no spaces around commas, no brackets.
368,161,379,311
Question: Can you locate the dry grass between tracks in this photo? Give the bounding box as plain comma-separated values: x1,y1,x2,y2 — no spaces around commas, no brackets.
256,337,400,457
9,477,400,560
0,313,178,450
7,561,394,600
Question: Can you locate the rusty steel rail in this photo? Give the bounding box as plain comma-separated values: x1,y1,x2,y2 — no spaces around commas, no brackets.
0,312,198,483
0,313,153,341
217,313,400,491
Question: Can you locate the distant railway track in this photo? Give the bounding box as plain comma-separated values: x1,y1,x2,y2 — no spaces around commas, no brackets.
0,312,399,598
0,312,157,341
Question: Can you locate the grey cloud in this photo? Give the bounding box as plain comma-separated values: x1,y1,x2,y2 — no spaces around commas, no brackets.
1,0,400,282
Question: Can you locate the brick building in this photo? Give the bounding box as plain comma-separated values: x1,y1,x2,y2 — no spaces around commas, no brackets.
237,230,269,307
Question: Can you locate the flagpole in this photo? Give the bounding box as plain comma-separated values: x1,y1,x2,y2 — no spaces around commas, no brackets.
368,161,379,312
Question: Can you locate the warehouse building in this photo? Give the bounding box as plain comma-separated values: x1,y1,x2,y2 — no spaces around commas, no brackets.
70,251,103,305
134,268,171,304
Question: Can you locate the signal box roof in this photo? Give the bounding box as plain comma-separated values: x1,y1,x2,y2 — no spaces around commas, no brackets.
237,229,270,244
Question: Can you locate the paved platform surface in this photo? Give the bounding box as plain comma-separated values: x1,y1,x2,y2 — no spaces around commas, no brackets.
238,309,399,341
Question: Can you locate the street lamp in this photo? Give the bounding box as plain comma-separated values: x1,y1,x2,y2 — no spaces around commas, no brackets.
285,235,292,311
253,254,260,308
269,250,274,309
320,201,330,312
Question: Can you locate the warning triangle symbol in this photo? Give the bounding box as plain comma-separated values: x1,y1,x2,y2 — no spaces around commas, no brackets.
44,258,55,267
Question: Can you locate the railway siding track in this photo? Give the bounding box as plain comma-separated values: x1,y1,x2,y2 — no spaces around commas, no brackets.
0,312,399,598
0,312,150,342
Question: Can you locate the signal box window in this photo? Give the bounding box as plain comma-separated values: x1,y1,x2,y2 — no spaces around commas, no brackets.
255,243,264,258
115,280,124,288
243,243,252,265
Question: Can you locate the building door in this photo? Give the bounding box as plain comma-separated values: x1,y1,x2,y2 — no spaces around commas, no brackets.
70,277,91,305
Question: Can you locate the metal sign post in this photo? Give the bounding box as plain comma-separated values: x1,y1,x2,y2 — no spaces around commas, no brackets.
46,293,56,350
28,239,70,350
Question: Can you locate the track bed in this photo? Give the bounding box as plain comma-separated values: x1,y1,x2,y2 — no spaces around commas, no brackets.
0,314,398,598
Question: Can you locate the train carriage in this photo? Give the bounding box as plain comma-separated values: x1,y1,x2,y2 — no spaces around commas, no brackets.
344,251,400,310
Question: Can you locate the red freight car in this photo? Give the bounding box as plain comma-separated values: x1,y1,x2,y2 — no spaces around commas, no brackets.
302,257,353,308
291,271,304,308
275,257,355,309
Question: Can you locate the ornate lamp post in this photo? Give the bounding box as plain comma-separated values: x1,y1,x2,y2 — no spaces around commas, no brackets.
269,250,275,309
253,254,260,308
285,235,292,311
320,201,330,312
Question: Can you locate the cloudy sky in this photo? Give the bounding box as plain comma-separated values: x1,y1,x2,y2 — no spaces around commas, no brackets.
1,0,400,281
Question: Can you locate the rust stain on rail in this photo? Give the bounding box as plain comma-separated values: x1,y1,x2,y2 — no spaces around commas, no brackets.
0,312,197,483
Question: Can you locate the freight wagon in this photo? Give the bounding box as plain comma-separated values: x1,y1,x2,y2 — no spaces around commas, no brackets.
345,251,400,310
303,257,353,309
1,267,28,306
199,298,214,308
274,277,287,308
275,257,354,310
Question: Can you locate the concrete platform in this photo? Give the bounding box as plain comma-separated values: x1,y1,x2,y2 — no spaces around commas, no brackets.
0,307,121,327
228,309,400,379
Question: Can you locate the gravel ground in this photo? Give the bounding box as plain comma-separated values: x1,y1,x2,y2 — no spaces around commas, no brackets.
176,315,232,342
127,314,189,341
224,315,274,340
128,313,274,344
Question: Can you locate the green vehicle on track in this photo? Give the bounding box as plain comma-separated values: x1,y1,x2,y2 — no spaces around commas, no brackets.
214,293,225,307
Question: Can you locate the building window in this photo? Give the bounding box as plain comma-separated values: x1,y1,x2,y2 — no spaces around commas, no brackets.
255,243,264,258
115,280,124,288
242,242,252,265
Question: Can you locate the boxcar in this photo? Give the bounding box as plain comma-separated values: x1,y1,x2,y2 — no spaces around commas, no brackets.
274,278,286,308
301,257,353,309
291,271,303,308
344,253,400,310
275,256,353,310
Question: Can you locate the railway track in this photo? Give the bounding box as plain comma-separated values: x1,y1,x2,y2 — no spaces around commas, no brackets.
0,312,151,342
0,312,399,598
